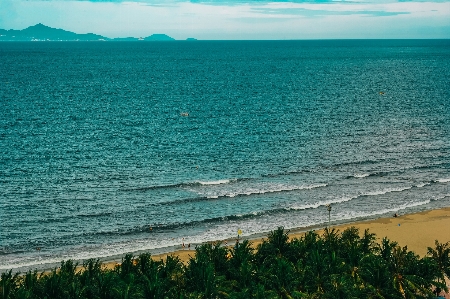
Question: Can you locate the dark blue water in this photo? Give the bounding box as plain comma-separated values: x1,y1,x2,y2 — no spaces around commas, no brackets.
1,40,449,271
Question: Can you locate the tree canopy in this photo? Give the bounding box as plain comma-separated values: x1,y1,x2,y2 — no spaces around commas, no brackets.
1,227,449,299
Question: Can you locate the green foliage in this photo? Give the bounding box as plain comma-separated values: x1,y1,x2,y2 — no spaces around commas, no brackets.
428,240,450,287
1,227,448,299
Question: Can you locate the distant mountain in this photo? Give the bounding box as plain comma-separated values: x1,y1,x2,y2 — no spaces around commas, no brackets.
144,34,175,41
0,23,107,41
0,24,188,41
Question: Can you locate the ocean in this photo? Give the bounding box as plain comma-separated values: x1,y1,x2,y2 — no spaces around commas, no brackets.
1,40,449,272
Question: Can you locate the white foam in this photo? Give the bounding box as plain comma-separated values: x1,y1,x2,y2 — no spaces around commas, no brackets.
198,179,233,185
1,217,274,272
354,173,370,178
222,183,327,198
339,200,431,222
289,186,413,211
363,186,412,197
416,183,430,188
196,182,327,199
436,178,450,183
432,194,450,201
1,195,434,272
290,195,357,211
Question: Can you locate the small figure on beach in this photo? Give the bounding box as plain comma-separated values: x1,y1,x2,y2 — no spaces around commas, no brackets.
188,243,190,250
182,242,185,250
394,213,398,218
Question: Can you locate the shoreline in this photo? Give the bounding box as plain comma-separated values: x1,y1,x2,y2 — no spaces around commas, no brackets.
7,207,450,298
101,206,450,269
4,206,450,274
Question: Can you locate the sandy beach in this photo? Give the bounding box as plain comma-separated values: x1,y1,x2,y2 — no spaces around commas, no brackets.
34,206,450,298
102,207,450,267
135,206,450,298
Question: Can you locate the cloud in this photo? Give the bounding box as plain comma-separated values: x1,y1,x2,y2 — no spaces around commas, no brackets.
250,7,410,17
0,0,17,28
1,0,449,39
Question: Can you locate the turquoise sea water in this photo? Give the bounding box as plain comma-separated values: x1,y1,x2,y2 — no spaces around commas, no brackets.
1,40,449,272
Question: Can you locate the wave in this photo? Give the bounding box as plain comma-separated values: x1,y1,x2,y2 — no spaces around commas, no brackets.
121,183,193,191
1,196,438,272
329,159,382,168
431,194,450,201
345,171,391,179
258,157,420,179
416,182,430,188
353,173,370,178
197,179,235,185
436,178,450,183
289,186,414,211
159,185,424,226
362,186,413,196
339,200,431,222
261,169,312,178
81,213,266,238
203,183,327,199
157,183,328,206
79,184,431,239
121,178,241,192
289,196,357,211
0,248,26,256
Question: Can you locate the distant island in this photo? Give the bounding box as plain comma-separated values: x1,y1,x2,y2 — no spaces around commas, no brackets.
0,23,195,41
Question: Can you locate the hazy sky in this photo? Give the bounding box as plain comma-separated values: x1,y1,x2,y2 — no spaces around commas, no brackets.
1,0,449,40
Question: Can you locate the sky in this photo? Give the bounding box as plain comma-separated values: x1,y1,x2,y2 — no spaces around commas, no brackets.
0,0,449,40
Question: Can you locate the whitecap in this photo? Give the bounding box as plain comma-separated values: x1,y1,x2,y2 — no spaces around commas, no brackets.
416,182,430,188
436,178,450,183
339,200,430,221
198,179,233,185
353,173,370,178
363,186,412,197
290,195,357,211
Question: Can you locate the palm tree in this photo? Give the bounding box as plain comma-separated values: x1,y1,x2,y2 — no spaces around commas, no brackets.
42,268,66,299
1,270,20,299
303,249,330,294
322,228,341,255
160,255,185,298
79,258,104,299
113,272,143,299
260,256,300,298
359,229,377,256
135,253,166,299
388,245,437,298
427,240,450,289
96,270,120,299
228,240,255,289
15,270,42,299
185,242,229,298
2,228,448,299
255,227,291,266
359,254,392,299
